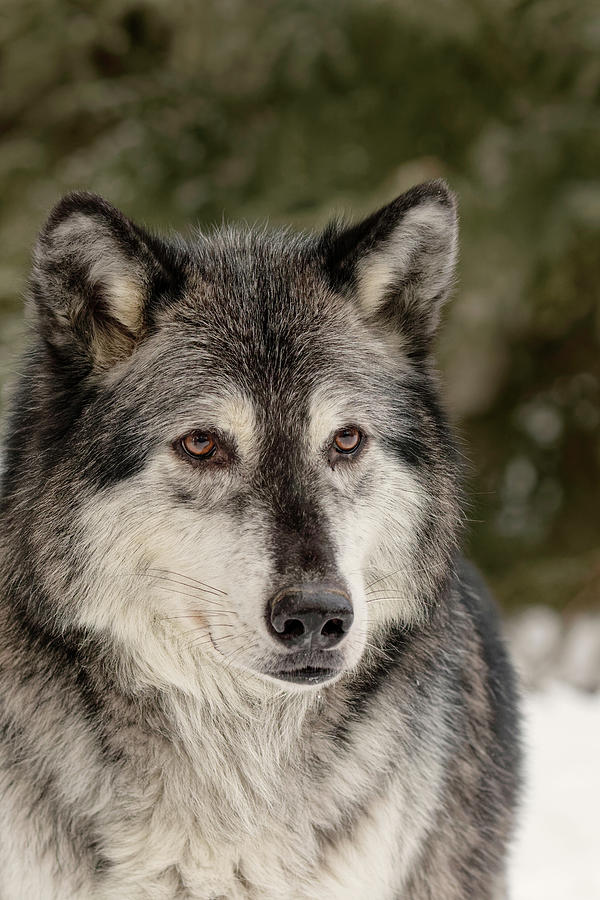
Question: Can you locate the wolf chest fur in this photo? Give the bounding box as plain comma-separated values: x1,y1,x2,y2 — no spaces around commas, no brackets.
0,181,520,898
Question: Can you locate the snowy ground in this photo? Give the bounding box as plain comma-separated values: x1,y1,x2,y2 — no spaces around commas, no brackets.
510,683,600,899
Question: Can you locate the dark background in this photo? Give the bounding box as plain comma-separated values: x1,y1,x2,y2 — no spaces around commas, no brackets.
1,0,598,611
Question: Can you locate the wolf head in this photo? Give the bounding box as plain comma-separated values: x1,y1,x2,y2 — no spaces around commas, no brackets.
2,182,460,692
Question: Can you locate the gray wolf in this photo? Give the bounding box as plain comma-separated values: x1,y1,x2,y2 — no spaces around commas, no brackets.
0,181,520,898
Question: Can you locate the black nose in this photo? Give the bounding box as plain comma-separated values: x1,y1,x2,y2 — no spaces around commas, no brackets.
268,584,353,650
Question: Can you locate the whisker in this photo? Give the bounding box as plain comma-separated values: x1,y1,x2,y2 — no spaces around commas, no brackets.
187,636,235,651
151,587,228,608
365,568,415,590
131,572,226,599
186,638,217,650
187,628,254,651
146,568,227,595
366,588,413,598
366,596,411,604
161,611,237,620
364,561,451,591
223,641,258,671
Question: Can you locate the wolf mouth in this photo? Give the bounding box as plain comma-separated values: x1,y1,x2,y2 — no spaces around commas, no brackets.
267,666,340,685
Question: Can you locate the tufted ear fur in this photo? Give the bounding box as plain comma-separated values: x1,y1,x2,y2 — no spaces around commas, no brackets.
321,180,458,356
30,192,177,371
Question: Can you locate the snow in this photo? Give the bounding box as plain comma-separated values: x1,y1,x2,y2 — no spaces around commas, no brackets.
510,683,600,899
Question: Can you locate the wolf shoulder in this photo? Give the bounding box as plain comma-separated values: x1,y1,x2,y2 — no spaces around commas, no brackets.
453,556,521,763
454,557,519,699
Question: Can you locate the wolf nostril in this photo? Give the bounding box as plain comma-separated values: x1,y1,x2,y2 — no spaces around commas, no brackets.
281,619,305,639
268,585,353,650
321,618,343,637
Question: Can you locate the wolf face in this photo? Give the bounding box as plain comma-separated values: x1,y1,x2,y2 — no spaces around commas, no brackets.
5,182,460,692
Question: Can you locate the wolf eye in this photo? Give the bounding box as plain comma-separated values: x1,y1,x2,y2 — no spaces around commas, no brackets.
180,432,217,460
333,427,363,454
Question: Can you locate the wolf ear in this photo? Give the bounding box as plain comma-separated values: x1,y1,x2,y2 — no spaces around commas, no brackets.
31,192,175,370
321,180,458,354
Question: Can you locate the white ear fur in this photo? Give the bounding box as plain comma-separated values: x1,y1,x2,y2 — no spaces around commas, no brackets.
356,196,458,328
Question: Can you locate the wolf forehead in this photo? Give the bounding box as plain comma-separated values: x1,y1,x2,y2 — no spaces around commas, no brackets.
153,233,389,397
28,183,457,437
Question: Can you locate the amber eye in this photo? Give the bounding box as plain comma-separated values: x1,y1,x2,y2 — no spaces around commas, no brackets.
333,427,363,454
180,432,217,460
